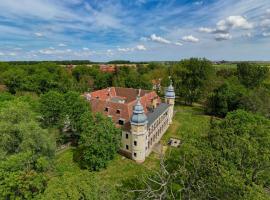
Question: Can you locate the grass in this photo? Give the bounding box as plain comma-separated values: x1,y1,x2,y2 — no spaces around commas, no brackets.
51,145,160,187
162,104,211,144
49,104,211,190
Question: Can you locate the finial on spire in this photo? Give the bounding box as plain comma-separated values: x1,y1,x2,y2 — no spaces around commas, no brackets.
137,88,141,101
169,76,173,85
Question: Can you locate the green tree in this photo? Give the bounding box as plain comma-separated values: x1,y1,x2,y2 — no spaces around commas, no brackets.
129,110,270,199
75,113,121,171
206,78,247,117
0,100,55,200
0,152,49,200
172,58,213,105
40,91,65,127
0,100,55,156
237,62,269,88
63,91,90,142
41,172,119,200
240,87,270,118
208,110,270,185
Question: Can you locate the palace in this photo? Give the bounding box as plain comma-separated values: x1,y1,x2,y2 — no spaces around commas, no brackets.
84,83,175,163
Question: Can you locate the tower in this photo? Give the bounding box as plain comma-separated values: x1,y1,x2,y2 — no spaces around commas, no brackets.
130,96,148,163
165,80,175,124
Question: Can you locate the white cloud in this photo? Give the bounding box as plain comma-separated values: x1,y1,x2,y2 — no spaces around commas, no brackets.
0,52,5,56
118,47,133,52
136,45,146,50
83,47,89,51
198,27,214,33
150,34,171,44
194,1,203,6
262,32,270,37
182,35,199,43
175,42,183,46
216,16,253,32
117,44,147,52
9,52,16,56
215,33,232,41
34,32,44,37
58,43,67,47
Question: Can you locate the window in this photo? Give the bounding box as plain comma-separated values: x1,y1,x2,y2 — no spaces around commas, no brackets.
116,109,121,114
104,107,109,112
119,119,125,125
133,152,137,157
126,145,129,150
134,141,137,146
126,133,128,139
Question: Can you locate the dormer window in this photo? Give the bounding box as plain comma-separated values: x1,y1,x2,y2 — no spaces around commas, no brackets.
116,109,121,114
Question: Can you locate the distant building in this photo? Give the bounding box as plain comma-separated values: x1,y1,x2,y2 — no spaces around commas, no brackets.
99,64,116,73
84,83,175,163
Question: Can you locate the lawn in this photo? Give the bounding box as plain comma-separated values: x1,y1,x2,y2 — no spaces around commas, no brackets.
162,104,211,144
49,104,211,192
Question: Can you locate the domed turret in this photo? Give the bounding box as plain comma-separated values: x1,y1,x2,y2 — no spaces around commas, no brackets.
131,97,148,125
165,81,175,99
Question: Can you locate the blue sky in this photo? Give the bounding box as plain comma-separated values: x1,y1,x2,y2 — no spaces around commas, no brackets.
0,0,269,61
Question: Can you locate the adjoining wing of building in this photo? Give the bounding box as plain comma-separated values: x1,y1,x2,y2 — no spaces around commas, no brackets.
84,83,175,163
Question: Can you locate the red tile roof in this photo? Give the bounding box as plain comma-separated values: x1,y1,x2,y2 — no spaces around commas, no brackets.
100,65,116,73
84,87,161,129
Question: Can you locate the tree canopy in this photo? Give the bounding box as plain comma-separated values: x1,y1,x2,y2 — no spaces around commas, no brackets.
172,58,214,105
74,112,121,171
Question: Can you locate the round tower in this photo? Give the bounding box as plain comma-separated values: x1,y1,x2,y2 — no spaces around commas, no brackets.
165,80,175,124
130,96,148,163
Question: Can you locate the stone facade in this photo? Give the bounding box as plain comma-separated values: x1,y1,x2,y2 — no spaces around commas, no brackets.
84,83,175,163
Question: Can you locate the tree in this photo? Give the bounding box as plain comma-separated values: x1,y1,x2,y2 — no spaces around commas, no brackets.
240,87,270,118
0,100,55,157
40,91,65,127
63,91,90,142
0,100,55,200
208,110,270,186
172,58,213,105
206,78,247,117
0,152,49,200
2,63,74,94
74,113,121,171
237,62,269,88
41,172,119,200
128,110,270,199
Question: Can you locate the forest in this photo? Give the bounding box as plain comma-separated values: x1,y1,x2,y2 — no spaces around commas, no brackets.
0,59,269,199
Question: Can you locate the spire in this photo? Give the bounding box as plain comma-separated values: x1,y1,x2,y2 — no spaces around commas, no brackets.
165,77,175,99
131,92,148,125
